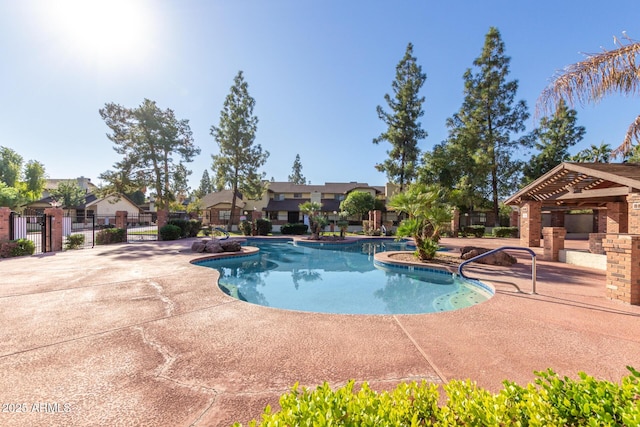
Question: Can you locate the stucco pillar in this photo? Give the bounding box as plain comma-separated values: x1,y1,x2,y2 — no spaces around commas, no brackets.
602,234,640,305
0,207,11,241
606,202,628,233
519,200,541,247
626,193,640,234
43,208,64,252
542,227,566,261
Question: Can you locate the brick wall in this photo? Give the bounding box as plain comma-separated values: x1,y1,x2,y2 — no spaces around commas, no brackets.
606,202,628,233
626,193,640,233
602,234,640,305
542,227,566,261
520,200,541,247
0,207,10,241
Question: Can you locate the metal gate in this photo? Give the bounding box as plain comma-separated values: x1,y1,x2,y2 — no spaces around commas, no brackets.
10,212,49,254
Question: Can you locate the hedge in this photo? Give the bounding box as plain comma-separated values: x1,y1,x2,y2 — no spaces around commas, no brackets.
159,224,182,241
492,226,519,238
167,219,201,238
461,225,485,237
234,367,640,426
0,238,35,258
96,228,126,245
280,223,308,235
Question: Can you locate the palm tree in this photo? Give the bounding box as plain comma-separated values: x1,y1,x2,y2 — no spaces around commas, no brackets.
537,34,640,157
298,201,324,240
570,142,612,163
388,184,452,261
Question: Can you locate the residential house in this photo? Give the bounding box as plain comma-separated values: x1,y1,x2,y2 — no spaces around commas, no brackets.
200,189,246,226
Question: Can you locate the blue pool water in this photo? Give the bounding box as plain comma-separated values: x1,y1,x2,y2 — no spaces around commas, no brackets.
195,239,492,315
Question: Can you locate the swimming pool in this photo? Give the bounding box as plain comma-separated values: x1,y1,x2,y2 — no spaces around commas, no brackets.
195,239,493,315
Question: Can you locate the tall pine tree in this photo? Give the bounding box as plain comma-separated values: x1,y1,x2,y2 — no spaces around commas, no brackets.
211,71,269,226
288,154,307,184
423,28,530,225
195,169,213,198
523,100,585,185
373,43,427,191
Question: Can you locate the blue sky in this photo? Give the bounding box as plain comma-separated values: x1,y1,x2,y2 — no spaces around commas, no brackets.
1,0,639,191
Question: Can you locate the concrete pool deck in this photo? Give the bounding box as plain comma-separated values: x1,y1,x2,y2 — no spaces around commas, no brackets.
0,236,639,426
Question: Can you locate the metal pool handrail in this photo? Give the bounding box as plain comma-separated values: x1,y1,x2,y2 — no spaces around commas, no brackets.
457,246,537,294
213,227,230,240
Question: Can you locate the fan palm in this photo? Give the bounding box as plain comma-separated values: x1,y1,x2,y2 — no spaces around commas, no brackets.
537,34,640,157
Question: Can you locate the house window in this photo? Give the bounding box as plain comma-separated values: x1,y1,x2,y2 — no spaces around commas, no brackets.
478,213,486,223
274,194,285,201
294,193,302,198
219,210,231,221
335,194,345,201
268,211,278,220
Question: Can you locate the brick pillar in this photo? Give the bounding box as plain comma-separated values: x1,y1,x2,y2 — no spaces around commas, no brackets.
157,209,168,229
596,209,607,233
509,209,519,228
588,233,606,255
43,208,64,252
519,200,541,247
252,210,263,220
451,208,459,237
626,193,640,233
549,211,565,227
542,227,566,261
0,207,11,241
115,211,128,230
602,234,640,305
606,202,628,233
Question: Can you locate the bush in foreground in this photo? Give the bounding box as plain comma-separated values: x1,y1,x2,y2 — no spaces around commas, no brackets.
159,224,182,241
96,228,126,245
234,367,640,426
0,238,35,258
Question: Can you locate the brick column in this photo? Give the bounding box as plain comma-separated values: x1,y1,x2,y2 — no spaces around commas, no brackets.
115,211,128,230
588,233,606,255
43,208,64,252
157,209,168,230
0,207,11,241
606,202,628,233
596,209,607,233
626,193,640,233
450,208,459,237
602,234,640,305
542,227,566,261
519,200,541,247
509,209,519,228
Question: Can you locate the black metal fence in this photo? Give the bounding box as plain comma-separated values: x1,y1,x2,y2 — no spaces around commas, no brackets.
63,213,158,247
9,212,48,254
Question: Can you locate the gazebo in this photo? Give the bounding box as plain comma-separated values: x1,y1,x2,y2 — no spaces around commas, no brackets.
505,162,640,305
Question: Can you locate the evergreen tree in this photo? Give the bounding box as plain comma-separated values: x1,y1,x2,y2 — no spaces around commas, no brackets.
288,154,307,184
195,169,213,198
99,99,200,210
0,146,23,187
211,71,269,226
373,43,427,191
171,162,191,203
23,160,47,201
522,100,585,184
50,180,85,212
422,27,531,225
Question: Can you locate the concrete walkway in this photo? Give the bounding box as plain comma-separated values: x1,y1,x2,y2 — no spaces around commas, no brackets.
0,237,639,426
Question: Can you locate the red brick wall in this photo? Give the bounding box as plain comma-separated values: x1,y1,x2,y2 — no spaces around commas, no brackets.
542,227,566,261
606,202,628,233
602,234,640,305
0,207,10,241
520,200,541,247
626,193,640,234
44,208,63,252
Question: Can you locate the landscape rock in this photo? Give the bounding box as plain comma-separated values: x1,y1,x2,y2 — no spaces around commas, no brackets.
191,241,206,253
204,240,223,253
220,240,242,252
460,246,517,266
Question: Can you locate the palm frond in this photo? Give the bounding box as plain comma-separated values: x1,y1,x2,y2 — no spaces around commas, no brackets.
615,114,640,156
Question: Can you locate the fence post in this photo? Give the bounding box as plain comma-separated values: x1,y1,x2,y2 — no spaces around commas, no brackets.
0,207,11,241
43,208,64,252
115,211,128,230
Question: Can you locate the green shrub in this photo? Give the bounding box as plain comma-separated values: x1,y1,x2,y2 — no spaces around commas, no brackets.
462,225,485,237
96,228,126,245
167,219,201,238
254,218,272,236
159,224,182,241
0,239,35,258
234,367,640,426
64,233,85,250
492,226,519,238
239,220,252,236
280,223,308,235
